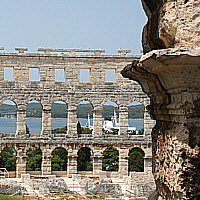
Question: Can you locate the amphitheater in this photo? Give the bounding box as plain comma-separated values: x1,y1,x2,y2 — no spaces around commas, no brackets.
0,47,155,198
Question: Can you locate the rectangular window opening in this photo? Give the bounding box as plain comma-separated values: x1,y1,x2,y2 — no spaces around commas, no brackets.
4,67,14,81
29,68,39,81
105,69,116,82
80,69,90,82
55,68,65,82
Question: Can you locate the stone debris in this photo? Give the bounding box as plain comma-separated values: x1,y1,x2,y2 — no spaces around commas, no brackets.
0,179,27,195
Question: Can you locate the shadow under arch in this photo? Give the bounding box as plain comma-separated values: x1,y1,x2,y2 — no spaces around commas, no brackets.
128,147,145,172
102,147,119,171
51,147,68,171
0,100,17,134
77,147,93,171
26,147,42,171
0,147,17,173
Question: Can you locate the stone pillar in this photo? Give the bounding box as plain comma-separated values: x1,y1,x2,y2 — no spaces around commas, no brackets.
67,109,77,137
92,154,103,176
93,109,102,136
118,148,129,177
41,109,51,135
41,149,52,176
144,106,154,136
16,109,26,135
67,150,77,178
119,106,128,135
16,151,27,178
144,146,153,174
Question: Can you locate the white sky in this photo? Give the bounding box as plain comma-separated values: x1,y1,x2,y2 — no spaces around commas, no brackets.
0,0,147,55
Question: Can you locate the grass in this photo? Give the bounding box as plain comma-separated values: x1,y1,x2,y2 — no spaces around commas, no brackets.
0,194,41,200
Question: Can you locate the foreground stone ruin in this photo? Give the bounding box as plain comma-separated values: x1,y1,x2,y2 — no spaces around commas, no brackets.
122,0,200,199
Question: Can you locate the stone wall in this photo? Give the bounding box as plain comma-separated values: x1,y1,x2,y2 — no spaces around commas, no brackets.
0,49,155,186
141,0,200,54
122,1,200,197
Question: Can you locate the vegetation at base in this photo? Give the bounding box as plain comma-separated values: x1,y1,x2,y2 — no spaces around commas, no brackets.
77,147,93,171
128,147,145,172
0,102,144,119
77,121,92,134
138,128,144,135
26,147,42,171
128,128,144,135
0,195,40,200
51,147,68,171
102,147,119,171
102,128,119,135
52,126,67,134
0,147,16,171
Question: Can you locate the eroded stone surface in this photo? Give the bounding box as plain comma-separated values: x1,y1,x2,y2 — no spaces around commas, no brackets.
121,47,200,199
141,0,200,53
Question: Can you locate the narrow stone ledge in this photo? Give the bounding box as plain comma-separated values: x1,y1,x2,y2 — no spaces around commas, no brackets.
15,47,28,53
140,47,200,62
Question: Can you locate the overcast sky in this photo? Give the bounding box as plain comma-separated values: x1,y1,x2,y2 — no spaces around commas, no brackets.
0,0,147,55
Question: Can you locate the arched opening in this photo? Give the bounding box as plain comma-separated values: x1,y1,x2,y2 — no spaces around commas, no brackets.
128,101,145,135
26,147,42,171
0,100,17,134
102,147,119,171
128,147,145,172
77,101,93,134
102,101,119,135
51,101,68,134
51,147,68,171
0,147,16,173
26,100,42,134
77,147,93,171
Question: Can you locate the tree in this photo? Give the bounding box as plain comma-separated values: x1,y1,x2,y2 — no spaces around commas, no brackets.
138,128,144,135
26,147,42,171
26,125,30,134
102,147,119,171
51,147,67,171
0,147,16,171
52,126,67,134
77,121,82,134
77,147,93,171
128,148,145,172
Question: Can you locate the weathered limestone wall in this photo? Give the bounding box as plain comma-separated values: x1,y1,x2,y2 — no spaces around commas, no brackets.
141,0,200,53
123,21,200,200
121,1,200,199
122,48,200,200
0,50,155,186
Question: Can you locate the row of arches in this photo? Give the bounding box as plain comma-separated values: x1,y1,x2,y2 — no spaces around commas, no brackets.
0,147,145,172
0,100,145,134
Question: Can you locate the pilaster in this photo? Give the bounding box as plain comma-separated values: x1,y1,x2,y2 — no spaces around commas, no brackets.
41,109,51,135
67,150,78,178
16,109,26,135
118,148,129,177
119,106,128,135
67,109,77,137
93,109,102,136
